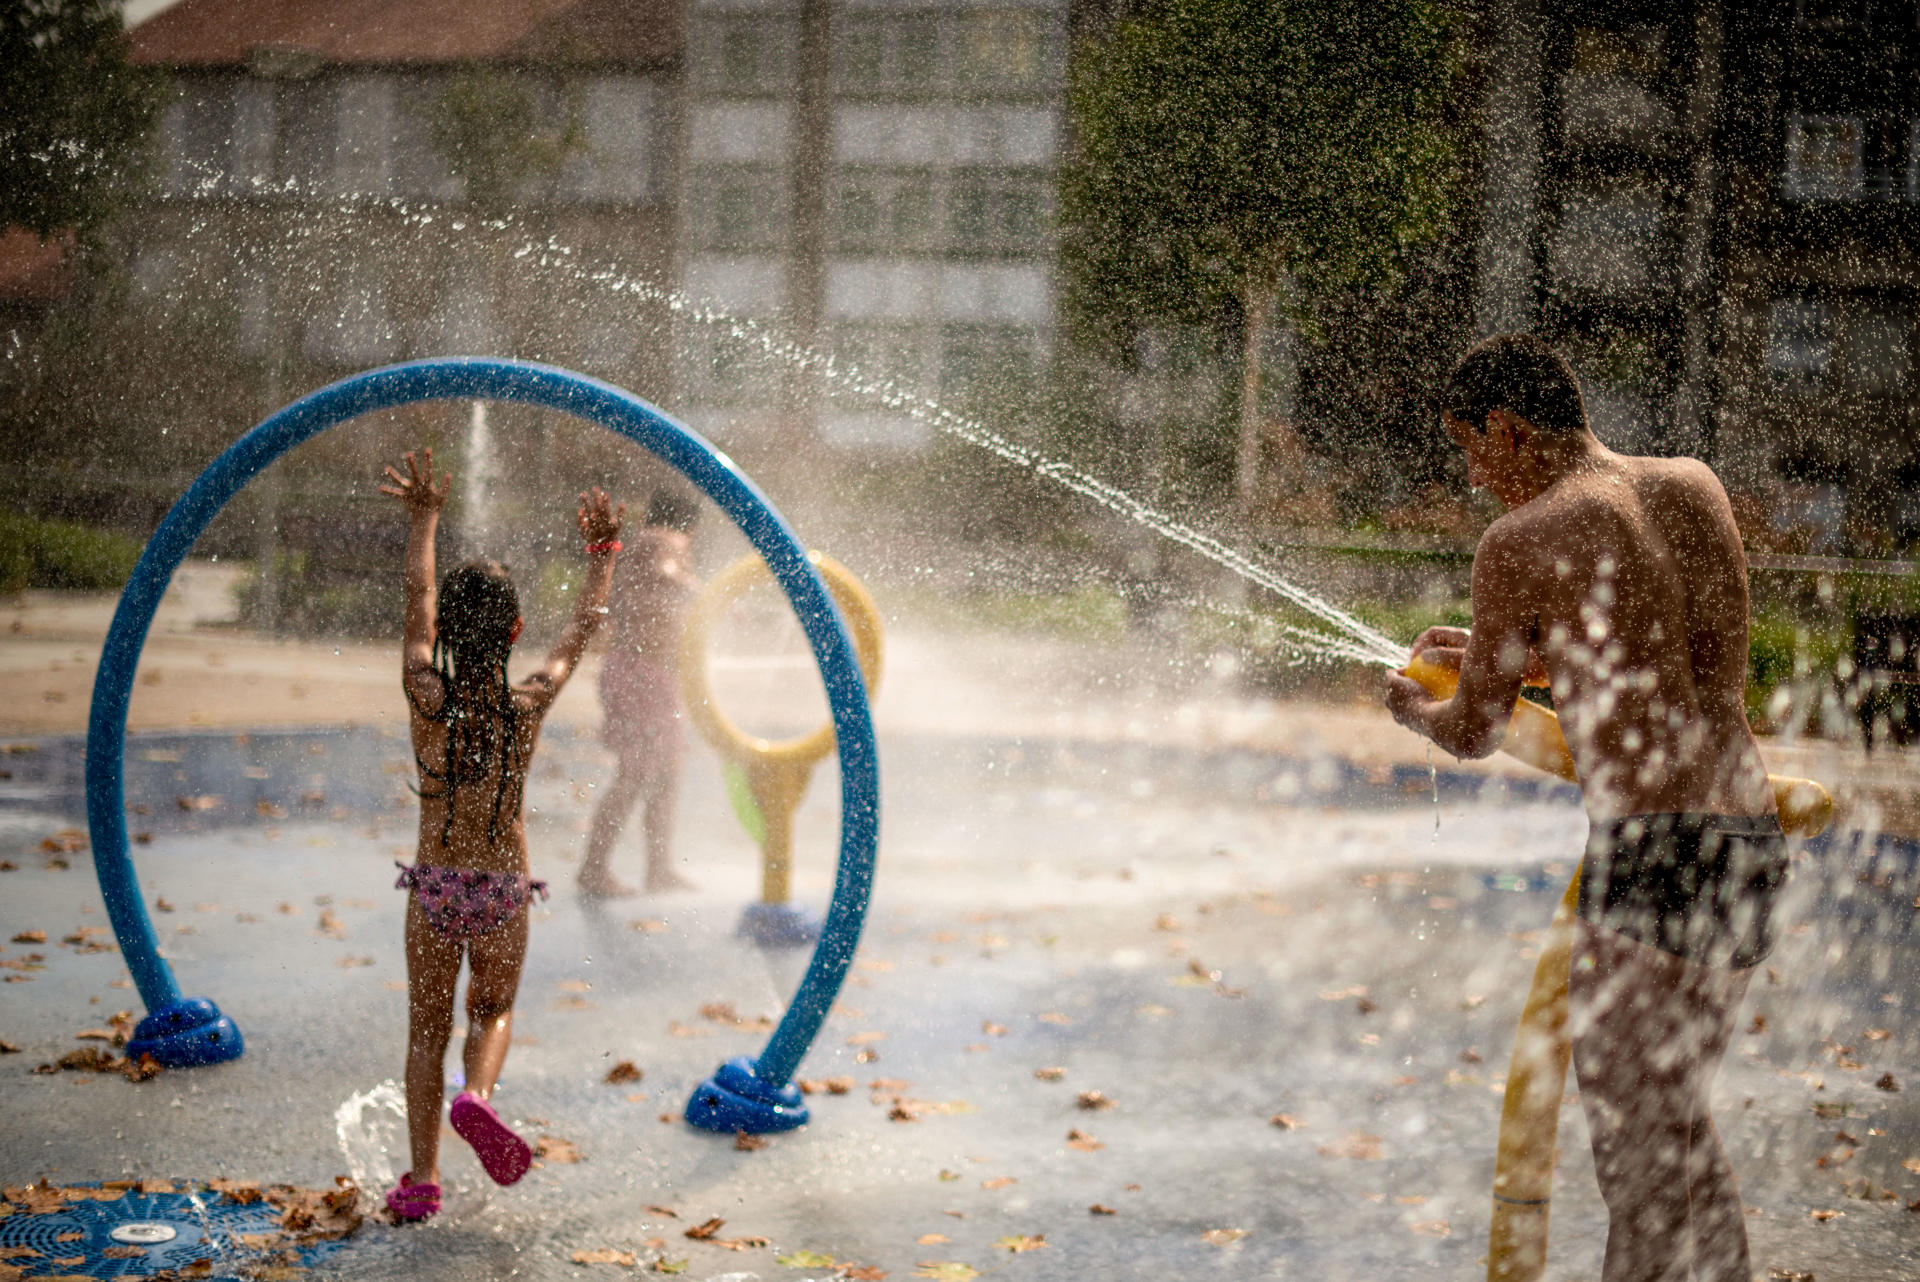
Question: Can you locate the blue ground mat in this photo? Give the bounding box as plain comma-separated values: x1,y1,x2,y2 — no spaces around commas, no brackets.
0,1181,359,1279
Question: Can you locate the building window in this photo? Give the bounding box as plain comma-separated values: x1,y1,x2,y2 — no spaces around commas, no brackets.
946,171,1049,253
333,76,394,197
940,324,1038,403
955,10,1051,87
1792,0,1866,27
1781,114,1864,201
1909,119,1920,202
832,172,938,251
710,16,794,91
1767,297,1833,384
566,76,660,203
695,167,786,249
1842,302,1912,395
832,324,927,393
836,15,944,92
162,77,236,195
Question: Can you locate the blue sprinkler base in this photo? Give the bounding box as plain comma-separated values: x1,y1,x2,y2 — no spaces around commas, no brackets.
125,997,245,1068
685,1056,810,1134
736,901,821,949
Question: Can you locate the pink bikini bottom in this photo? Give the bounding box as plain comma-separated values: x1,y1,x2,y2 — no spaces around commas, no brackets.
395,861,548,942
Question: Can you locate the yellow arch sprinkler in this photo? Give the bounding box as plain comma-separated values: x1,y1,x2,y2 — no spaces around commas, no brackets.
680,552,884,947
1399,655,1832,1282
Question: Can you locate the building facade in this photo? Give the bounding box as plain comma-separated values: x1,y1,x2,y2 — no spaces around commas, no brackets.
674,0,1069,452
1477,0,1920,554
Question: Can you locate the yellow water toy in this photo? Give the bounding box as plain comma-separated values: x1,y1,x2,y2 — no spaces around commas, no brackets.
1399,652,1832,1282
680,551,883,945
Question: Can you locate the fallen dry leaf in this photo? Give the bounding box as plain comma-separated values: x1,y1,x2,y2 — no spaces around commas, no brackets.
775,1248,834,1267
1270,1113,1303,1130
1876,1073,1901,1092
996,1234,1046,1252
1809,1208,1843,1221
534,1136,581,1165
1200,1228,1247,1245
734,1131,767,1152
650,1258,688,1274
841,1267,888,1280
980,1177,1016,1191
1075,1090,1114,1111
1089,1203,1117,1216
981,1021,1007,1037
1033,1066,1065,1081
1318,1132,1384,1161
683,1217,725,1240
912,1263,978,1281
1037,1012,1072,1025
1409,1220,1451,1238
572,1247,637,1266
1066,1129,1103,1152
605,1060,643,1085
9,931,45,945
916,1234,949,1246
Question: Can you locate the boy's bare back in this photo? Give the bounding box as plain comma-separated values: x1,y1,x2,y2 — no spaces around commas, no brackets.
1474,452,1772,821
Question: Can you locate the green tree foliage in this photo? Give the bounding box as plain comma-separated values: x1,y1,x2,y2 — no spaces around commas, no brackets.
430,65,586,214
1062,0,1460,507
0,0,163,241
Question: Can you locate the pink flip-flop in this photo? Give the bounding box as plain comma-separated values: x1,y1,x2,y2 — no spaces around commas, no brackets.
385,1172,441,1221
449,1090,532,1186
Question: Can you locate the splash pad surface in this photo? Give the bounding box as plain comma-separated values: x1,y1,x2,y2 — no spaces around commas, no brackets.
80,359,879,1124
5,728,1916,1279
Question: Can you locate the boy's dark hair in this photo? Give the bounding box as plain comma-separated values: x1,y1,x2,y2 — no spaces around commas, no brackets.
1442,334,1587,435
419,560,524,845
645,486,701,531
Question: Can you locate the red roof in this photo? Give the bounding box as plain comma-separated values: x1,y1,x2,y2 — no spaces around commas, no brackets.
0,229,76,305
129,0,679,69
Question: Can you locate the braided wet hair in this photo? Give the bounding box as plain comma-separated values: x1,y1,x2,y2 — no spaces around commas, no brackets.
423,561,525,846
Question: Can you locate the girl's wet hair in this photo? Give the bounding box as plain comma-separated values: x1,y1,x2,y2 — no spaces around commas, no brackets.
1443,333,1587,436
413,560,526,846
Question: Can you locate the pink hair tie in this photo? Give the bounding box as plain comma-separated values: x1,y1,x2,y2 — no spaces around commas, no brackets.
584,540,622,556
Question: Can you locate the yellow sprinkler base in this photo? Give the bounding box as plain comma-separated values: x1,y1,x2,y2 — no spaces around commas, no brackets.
679,552,884,914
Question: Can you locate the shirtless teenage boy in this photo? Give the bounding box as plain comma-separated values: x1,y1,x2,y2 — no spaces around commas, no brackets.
1384,335,1787,1282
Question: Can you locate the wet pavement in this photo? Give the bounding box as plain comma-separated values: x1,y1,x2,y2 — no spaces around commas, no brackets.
3,720,1918,1281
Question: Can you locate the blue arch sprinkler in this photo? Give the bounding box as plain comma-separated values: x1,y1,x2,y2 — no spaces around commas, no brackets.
85,358,881,1134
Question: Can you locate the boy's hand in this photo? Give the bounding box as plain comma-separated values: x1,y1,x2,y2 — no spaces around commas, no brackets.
1408,626,1470,672
380,449,451,516
577,487,625,546
1384,670,1440,736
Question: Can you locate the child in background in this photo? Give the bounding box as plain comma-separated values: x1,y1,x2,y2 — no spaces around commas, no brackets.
578,487,702,899
379,447,623,1221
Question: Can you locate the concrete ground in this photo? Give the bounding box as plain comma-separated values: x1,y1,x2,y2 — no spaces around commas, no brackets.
1,572,1917,1279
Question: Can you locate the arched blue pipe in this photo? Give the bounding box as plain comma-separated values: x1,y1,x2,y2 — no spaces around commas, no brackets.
87,359,879,1109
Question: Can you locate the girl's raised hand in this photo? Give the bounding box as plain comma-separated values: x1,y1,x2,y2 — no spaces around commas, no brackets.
577,487,624,546
379,448,451,515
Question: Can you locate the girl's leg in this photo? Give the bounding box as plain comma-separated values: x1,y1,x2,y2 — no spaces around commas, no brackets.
403,897,464,1184
1570,923,1698,1282
642,745,693,893
579,755,646,897
461,905,530,1099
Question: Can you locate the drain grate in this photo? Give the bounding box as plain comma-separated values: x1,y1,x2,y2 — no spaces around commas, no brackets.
0,1184,355,1279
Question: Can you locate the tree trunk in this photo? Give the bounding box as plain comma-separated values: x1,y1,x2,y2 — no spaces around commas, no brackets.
1234,277,1269,518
